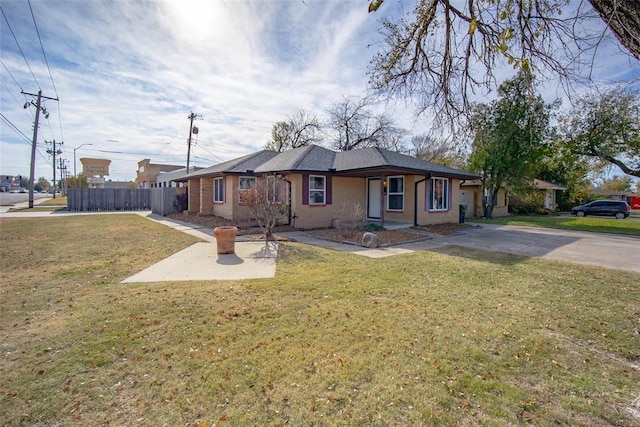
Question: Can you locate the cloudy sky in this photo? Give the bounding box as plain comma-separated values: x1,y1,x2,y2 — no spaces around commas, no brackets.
1,0,639,182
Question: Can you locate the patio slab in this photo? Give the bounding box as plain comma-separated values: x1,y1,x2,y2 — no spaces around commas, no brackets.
121,240,278,283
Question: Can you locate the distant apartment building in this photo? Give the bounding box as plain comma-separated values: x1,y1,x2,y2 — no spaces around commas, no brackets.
136,159,201,188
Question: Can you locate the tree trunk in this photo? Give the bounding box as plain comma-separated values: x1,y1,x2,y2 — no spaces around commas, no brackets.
588,0,640,61
482,187,499,219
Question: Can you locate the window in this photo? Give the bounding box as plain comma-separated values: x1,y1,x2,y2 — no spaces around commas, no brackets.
387,176,404,211
309,175,326,205
238,176,255,205
430,177,449,210
214,177,224,203
239,176,255,190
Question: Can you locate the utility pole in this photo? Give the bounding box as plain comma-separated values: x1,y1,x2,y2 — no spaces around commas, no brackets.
23,90,58,208
46,140,63,199
186,111,201,173
58,158,69,196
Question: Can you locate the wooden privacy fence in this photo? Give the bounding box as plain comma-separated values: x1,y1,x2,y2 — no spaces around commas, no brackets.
67,188,151,212
68,188,186,214
150,187,187,216
67,187,186,215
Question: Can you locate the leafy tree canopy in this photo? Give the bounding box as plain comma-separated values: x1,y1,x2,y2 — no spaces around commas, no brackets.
560,87,640,178
468,72,554,217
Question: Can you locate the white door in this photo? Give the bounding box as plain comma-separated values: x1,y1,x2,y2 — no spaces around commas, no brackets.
367,178,381,219
459,189,470,219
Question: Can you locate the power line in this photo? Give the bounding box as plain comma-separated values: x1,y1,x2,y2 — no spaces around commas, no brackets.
27,0,63,142
1,58,24,91
0,5,40,89
27,0,63,144
28,0,57,98
0,112,31,143
193,141,225,162
1,78,32,119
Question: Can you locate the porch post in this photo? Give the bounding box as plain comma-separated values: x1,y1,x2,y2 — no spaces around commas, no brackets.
380,174,385,227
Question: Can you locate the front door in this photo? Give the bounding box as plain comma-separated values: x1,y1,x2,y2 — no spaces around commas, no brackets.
460,190,470,218
367,178,381,219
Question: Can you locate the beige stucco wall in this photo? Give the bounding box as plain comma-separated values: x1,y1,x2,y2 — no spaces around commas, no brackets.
187,173,473,228
463,185,509,218
415,177,461,225
289,175,366,229
212,176,235,220
383,175,419,224
203,175,269,224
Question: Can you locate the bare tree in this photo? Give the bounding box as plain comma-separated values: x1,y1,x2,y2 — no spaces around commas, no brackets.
239,175,289,239
369,0,638,123
409,133,465,167
265,109,321,152
326,95,406,151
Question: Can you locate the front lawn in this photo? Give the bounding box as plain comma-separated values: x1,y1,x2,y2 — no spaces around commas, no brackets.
476,214,640,236
1,215,639,425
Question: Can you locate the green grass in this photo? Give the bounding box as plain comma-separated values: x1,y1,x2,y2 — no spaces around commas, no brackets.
476,214,640,236
4,196,67,212
38,196,67,206
1,215,639,426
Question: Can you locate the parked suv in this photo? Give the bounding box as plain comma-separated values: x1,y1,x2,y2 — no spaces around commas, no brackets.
571,200,631,219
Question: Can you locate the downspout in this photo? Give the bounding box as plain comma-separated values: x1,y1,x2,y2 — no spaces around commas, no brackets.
414,174,431,226
284,178,292,226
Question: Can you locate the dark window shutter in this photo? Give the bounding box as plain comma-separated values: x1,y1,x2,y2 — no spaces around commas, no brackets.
302,174,309,205
448,179,453,210
326,175,332,205
426,178,431,210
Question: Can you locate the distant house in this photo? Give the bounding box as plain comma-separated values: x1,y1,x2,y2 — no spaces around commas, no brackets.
460,179,567,217
460,180,509,218
589,188,637,203
180,145,479,229
533,179,567,212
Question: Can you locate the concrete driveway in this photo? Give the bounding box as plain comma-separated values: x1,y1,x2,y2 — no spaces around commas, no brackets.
286,223,640,274
424,223,640,273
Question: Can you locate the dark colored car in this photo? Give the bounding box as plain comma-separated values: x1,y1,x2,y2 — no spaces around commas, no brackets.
571,200,631,219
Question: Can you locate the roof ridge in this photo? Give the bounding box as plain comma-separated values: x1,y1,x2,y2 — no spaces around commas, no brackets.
288,145,314,170
223,150,268,171
374,146,390,164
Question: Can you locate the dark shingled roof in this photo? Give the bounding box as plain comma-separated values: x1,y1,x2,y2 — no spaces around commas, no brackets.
334,147,479,179
183,145,479,180
255,145,336,173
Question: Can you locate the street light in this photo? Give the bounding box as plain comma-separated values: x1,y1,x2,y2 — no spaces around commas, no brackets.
72,144,93,187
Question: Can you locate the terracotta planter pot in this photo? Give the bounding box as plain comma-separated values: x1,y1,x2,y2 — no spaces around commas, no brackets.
213,226,238,255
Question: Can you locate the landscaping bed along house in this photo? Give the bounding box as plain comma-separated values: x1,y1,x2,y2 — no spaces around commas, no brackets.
167,212,472,245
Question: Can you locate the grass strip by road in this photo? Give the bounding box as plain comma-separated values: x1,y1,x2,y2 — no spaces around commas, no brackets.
5,196,68,212
1,215,639,426
476,214,640,236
